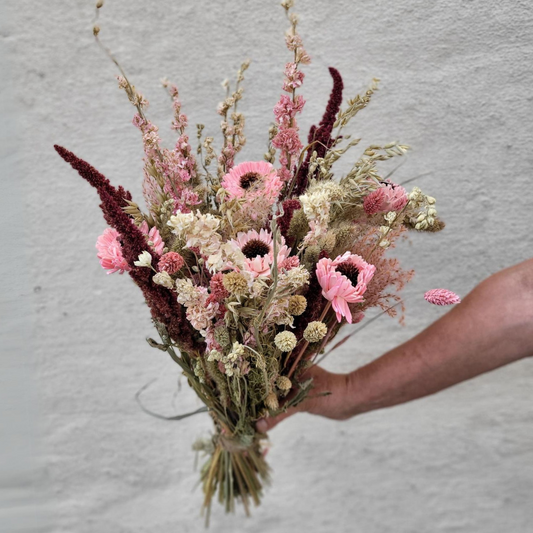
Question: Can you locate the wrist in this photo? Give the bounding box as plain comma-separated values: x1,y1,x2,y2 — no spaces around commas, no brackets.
343,367,374,418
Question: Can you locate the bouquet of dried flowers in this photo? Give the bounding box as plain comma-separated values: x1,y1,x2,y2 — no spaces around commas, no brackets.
55,0,446,521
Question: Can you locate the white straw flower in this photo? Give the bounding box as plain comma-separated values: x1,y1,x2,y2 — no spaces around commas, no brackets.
134,251,152,268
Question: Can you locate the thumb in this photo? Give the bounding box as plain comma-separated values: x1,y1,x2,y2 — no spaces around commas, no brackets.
256,406,298,433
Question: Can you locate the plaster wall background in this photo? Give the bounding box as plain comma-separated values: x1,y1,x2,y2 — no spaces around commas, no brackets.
2,0,533,531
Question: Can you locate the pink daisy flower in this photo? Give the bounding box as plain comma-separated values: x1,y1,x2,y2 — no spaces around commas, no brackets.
316,252,376,323
95,228,131,275
221,161,283,204
231,229,291,278
424,289,461,306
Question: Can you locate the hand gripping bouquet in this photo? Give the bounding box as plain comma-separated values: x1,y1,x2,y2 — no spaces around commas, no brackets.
55,0,445,520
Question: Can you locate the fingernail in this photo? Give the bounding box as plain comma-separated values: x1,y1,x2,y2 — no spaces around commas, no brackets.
256,419,267,433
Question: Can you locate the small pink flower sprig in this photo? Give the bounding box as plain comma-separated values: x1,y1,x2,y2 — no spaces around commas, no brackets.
270,0,311,183
424,289,461,306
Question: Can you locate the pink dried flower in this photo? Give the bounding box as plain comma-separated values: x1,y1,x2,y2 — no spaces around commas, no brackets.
363,187,387,215
231,229,291,278
274,94,305,126
316,252,376,323
364,182,408,215
209,272,229,301
272,127,303,156
139,221,165,255
424,289,461,306
95,228,131,275
221,161,282,204
282,63,305,92
158,252,185,274
279,255,300,271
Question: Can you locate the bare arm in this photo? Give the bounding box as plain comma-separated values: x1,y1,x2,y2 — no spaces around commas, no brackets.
257,258,533,432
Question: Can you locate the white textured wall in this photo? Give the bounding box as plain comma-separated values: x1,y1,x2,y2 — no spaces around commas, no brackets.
3,0,533,531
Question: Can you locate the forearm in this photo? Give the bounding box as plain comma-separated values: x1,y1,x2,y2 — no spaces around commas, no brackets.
346,259,533,416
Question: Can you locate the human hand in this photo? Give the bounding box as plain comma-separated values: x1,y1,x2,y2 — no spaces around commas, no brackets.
255,365,353,433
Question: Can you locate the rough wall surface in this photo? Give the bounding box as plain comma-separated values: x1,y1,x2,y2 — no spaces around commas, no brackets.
2,0,533,531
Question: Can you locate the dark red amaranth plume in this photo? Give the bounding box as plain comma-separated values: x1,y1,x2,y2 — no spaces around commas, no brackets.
55,145,198,354
293,67,344,197
54,145,132,216
277,199,301,246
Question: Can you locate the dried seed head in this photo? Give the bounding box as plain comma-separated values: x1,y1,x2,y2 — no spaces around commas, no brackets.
303,321,328,343
96,0,104,8
93,25,100,36
222,271,248,296
274,331,297,352
265,392,279,411
288,295,307,316
276,376,292,391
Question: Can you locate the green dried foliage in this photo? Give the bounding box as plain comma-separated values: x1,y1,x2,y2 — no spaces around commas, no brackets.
206,359,230,409
287,209,309,246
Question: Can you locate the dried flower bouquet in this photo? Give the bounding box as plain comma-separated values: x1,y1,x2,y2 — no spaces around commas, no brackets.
55,0,445,520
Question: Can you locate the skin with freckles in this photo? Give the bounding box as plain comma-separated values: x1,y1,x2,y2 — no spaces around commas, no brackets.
256,258,533,433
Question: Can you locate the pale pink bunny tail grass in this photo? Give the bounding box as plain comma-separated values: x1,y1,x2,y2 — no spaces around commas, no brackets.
424,289,461,306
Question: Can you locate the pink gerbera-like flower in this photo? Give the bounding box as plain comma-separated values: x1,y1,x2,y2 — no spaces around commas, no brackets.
221,161,283,204
95,228,131,275
316,252,376,323
231,229,291,278
424,289,461,306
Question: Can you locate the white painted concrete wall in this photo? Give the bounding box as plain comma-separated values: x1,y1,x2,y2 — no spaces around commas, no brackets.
2,0,533,531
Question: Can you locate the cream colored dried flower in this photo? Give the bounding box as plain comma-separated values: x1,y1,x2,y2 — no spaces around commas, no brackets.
274,331,297,352
167,212,195,236
288,295,307,316
276,376,292,391
265,392,279,411
303,321,328,343
285,266,310,289
222,271,249,296
152,271,174,289
134,251,152,268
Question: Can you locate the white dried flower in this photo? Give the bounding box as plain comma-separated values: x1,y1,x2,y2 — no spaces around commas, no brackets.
285,266,310,289
175,278,204,307
134,251,152,268
274,331,297,352
152,271,174,289
207,350,223,362
384,211,397,223
168,212,195,236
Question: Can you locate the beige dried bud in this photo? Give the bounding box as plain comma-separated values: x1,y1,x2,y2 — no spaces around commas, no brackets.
222,272,248,296
265,392,279,411
274,331,297,352
288,295,307,316
93,25,100,36
96,0,104,8
276,376,292,391
303,321,328,343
